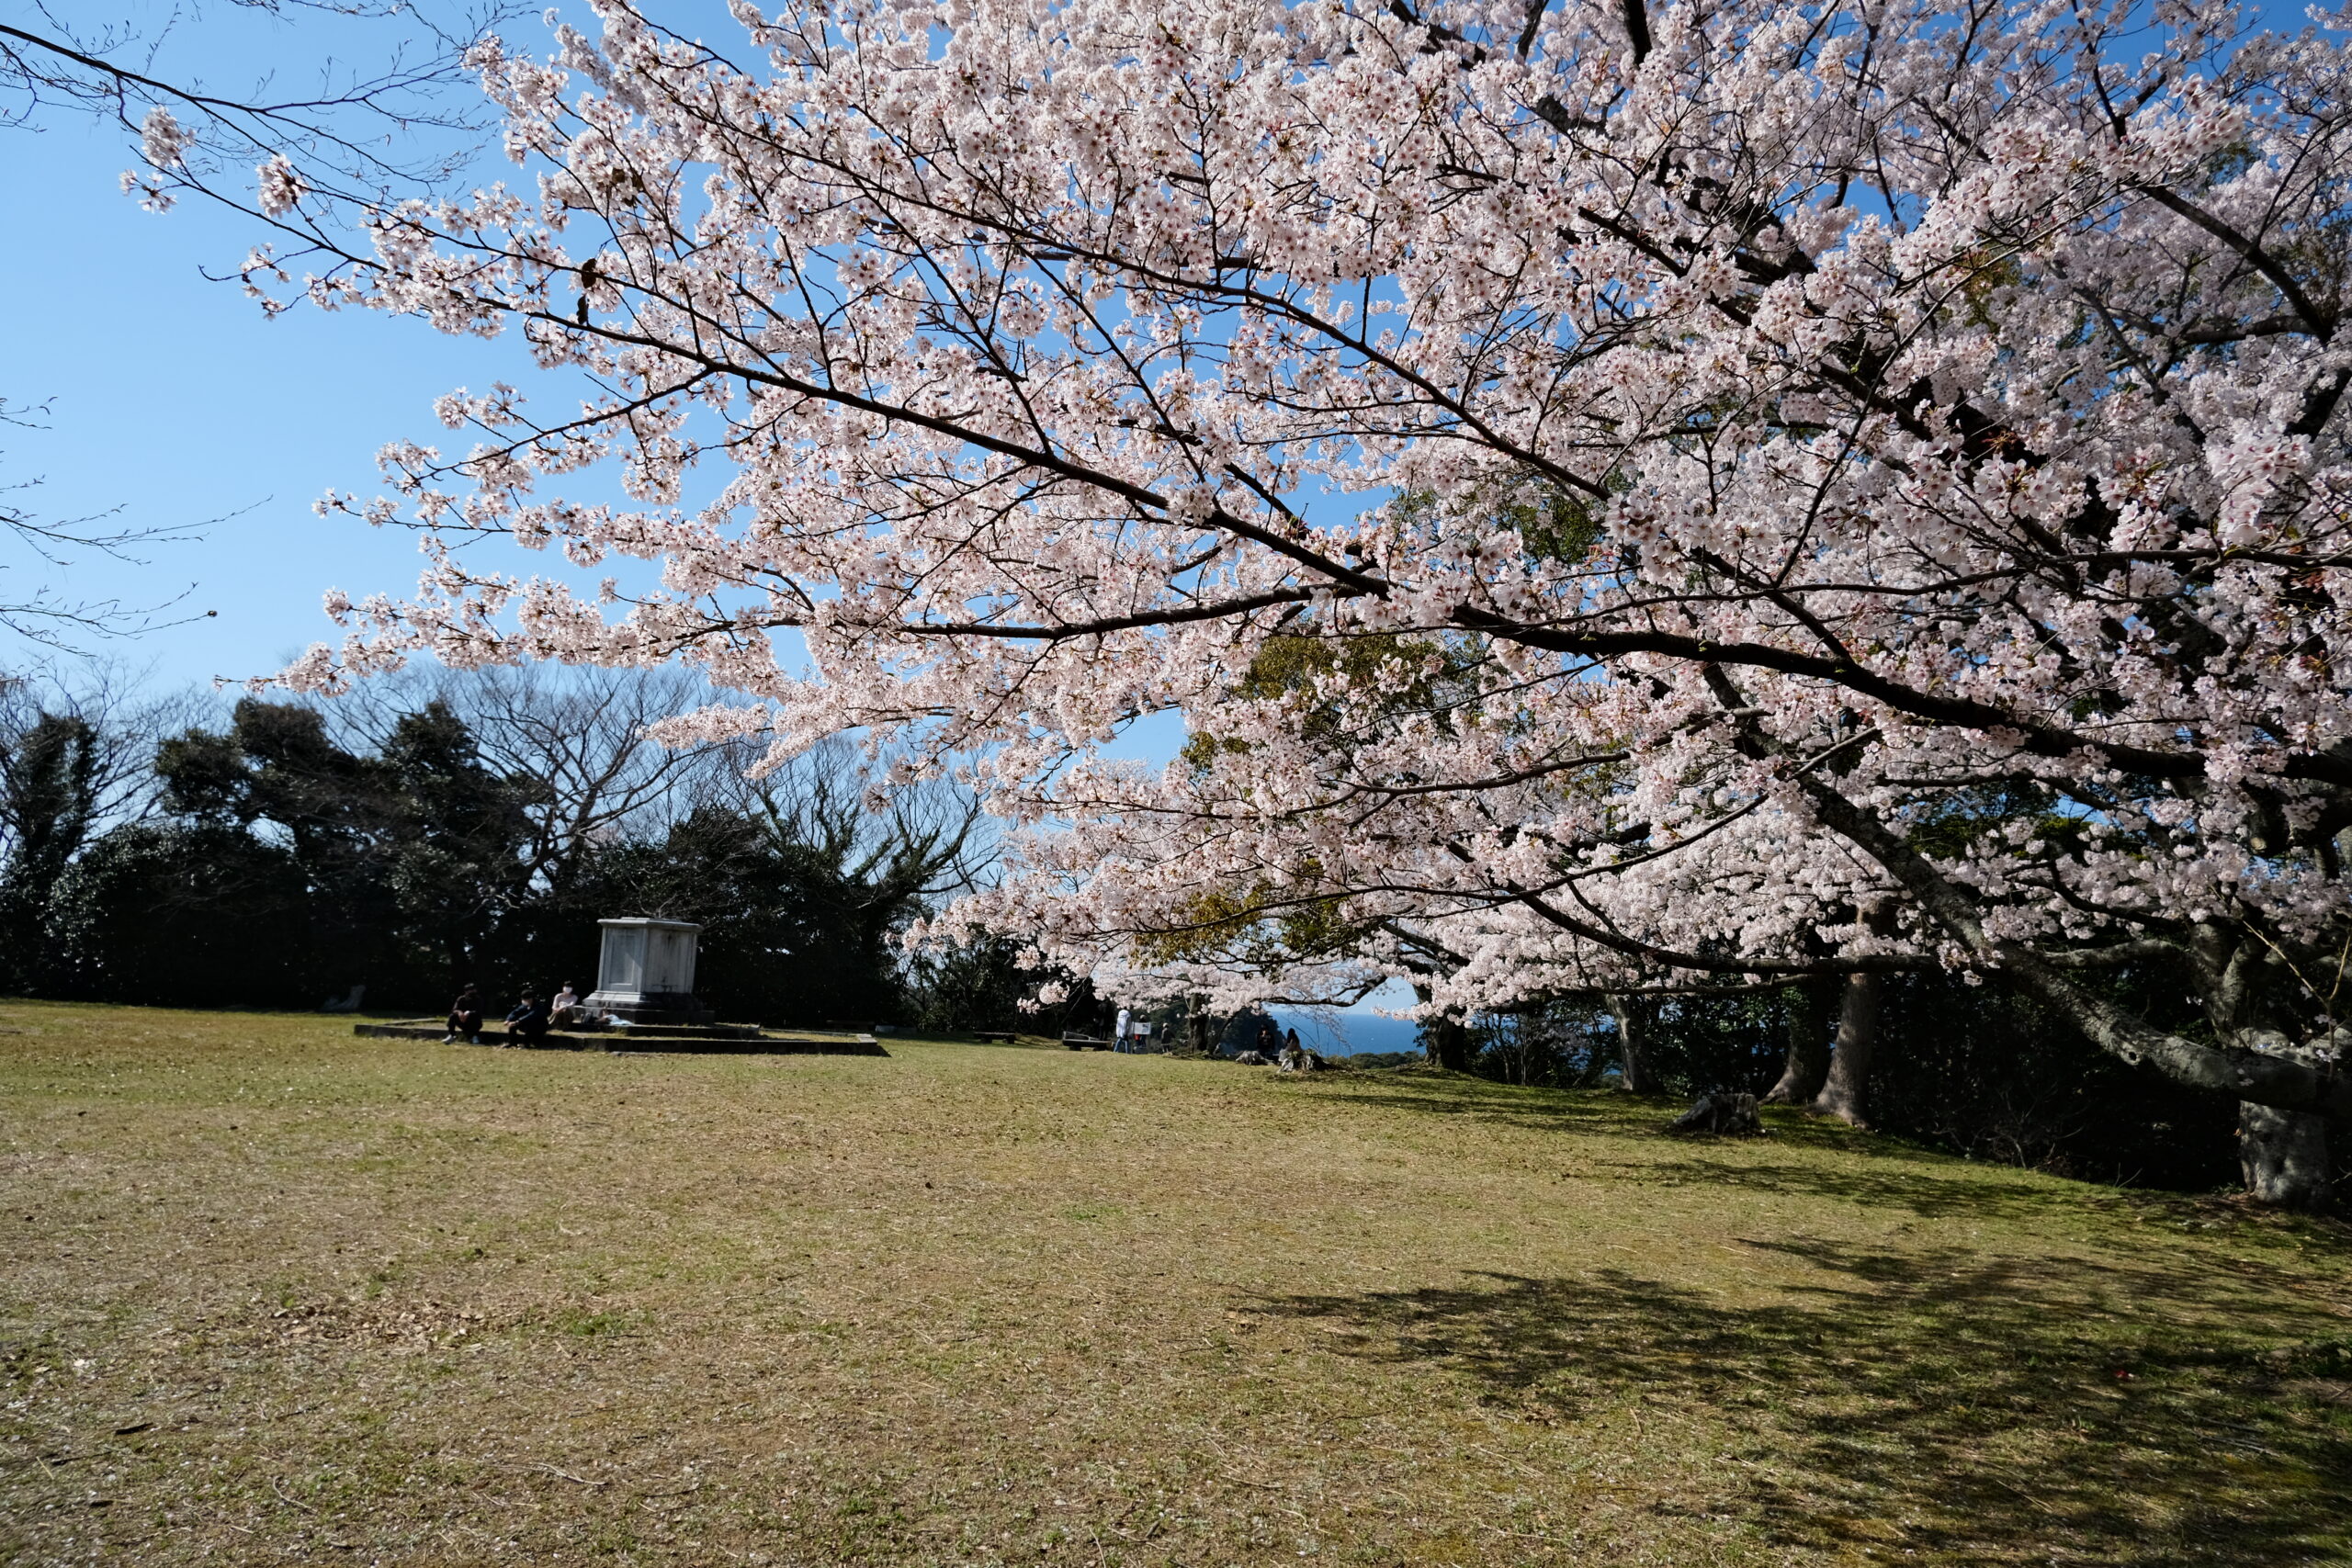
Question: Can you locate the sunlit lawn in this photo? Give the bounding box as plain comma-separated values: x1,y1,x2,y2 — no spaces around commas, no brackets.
2,999,2347,1565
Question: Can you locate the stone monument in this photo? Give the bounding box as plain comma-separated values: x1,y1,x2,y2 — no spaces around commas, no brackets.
583,917,714,1025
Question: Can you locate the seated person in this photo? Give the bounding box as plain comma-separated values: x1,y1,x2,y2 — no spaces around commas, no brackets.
445,984,485,1044
503,991,550,1046
549,981,581,1027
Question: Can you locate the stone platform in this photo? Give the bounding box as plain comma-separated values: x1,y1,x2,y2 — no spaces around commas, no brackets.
353,1021,888,1056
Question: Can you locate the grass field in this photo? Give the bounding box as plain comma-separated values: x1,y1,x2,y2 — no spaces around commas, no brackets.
2,1000,2347,1566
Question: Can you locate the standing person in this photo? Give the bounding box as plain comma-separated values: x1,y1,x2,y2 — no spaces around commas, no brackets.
445,983,485,1045
1114,1004,1131,1054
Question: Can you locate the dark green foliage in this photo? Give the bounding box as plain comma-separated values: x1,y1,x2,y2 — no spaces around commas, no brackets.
1453,1007,1623,1088
907,932,1043,1032
6,683,997,1027
375,701,538,988
0,709,99,990
1871,970,2235,1190
548,807,918,1027
152,698,539,1002
44,823,312,1007
1618,989,1791,1100
1449,974,2236,1191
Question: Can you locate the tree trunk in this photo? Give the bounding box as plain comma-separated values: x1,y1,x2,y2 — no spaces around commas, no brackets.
2240,1105,2334,1211
1607,994,1657,1094
1185,1010,1214,1055
1810,970,1880,1126
1408,981,1473,1070
1764,979,1833,1105
1425,1014,1473,1071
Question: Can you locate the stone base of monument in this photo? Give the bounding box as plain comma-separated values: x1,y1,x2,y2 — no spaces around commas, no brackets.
581,991,717,1027
351,1021,888,1055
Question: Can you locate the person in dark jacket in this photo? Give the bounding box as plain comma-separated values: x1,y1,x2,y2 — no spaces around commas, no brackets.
503,991,550,1047
445,984,485,1044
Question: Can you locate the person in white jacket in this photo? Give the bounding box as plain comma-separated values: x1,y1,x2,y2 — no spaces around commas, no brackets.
1114,1007,1131,1052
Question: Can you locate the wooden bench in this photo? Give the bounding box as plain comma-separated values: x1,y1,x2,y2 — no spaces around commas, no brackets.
975,1030,1018,1043
1061,1033,1113,1051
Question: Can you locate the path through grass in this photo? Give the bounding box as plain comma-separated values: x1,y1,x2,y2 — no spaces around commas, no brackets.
2,1000,2347,1564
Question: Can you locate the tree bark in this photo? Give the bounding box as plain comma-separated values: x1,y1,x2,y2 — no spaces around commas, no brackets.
1764,978,1833,1104
1425,1014,1473,1071
1408,981,1474,1069
1607,993,1658,1094
1808,898,1894,1126
1184,1009,1214,1055
1810,970,1881,1126
2240,1105,2335,1211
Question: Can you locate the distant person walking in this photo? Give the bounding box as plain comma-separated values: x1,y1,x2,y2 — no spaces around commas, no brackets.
445,984,485,1044
1114,1005,1131,1054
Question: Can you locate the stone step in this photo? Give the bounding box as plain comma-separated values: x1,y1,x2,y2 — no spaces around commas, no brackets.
351,1022,888,1056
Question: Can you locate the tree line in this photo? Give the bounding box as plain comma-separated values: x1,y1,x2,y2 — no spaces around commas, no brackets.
0,666,1047,1029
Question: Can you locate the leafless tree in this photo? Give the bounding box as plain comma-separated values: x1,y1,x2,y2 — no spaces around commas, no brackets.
1,1,503,196
323,662,741,892
0,400,219,652
691,732,1000,908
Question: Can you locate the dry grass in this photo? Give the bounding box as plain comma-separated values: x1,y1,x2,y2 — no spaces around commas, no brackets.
2,998,2347,1567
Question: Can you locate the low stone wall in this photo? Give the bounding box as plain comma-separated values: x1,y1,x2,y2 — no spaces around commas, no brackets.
352,1021,888,1056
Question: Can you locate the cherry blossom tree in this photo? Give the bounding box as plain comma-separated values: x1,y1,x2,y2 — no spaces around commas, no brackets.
122,0,2352,1201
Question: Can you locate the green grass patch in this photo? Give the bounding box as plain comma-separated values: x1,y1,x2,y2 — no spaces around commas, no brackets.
0,997,2346,1565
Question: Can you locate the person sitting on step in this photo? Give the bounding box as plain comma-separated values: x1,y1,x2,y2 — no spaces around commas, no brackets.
549,981,581,1027
503,991,551,1047
445,984,486,1044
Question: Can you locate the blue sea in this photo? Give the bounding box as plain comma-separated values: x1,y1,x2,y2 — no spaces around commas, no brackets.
1264,1004,1421,1058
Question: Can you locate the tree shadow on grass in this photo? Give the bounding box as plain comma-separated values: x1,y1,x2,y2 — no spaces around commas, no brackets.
1256,1239,2352,1565
1326,1074,2233,1226
1308,1072,1642,1136
1610,1147,2151,1224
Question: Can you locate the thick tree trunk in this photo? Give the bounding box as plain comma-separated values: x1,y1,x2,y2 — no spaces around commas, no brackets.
1425,1015,1473,1071
1408,981,1474,1070
2240,1105,2335,1211
1607,994,1658,1094
1810,970,1880,1126
1764,979,1833,1104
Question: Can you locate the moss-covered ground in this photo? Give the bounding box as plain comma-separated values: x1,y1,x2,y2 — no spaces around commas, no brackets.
2,999,2346,1565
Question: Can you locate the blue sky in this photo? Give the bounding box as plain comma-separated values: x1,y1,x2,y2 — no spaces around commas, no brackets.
1,115,505,683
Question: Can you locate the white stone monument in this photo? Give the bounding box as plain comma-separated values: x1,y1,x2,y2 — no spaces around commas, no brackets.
584,917,712,1024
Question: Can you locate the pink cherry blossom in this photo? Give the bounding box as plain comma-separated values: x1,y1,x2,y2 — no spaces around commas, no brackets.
163,0,2352,1123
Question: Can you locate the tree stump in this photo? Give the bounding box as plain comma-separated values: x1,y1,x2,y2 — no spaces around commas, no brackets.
1666,1091,1764,1136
